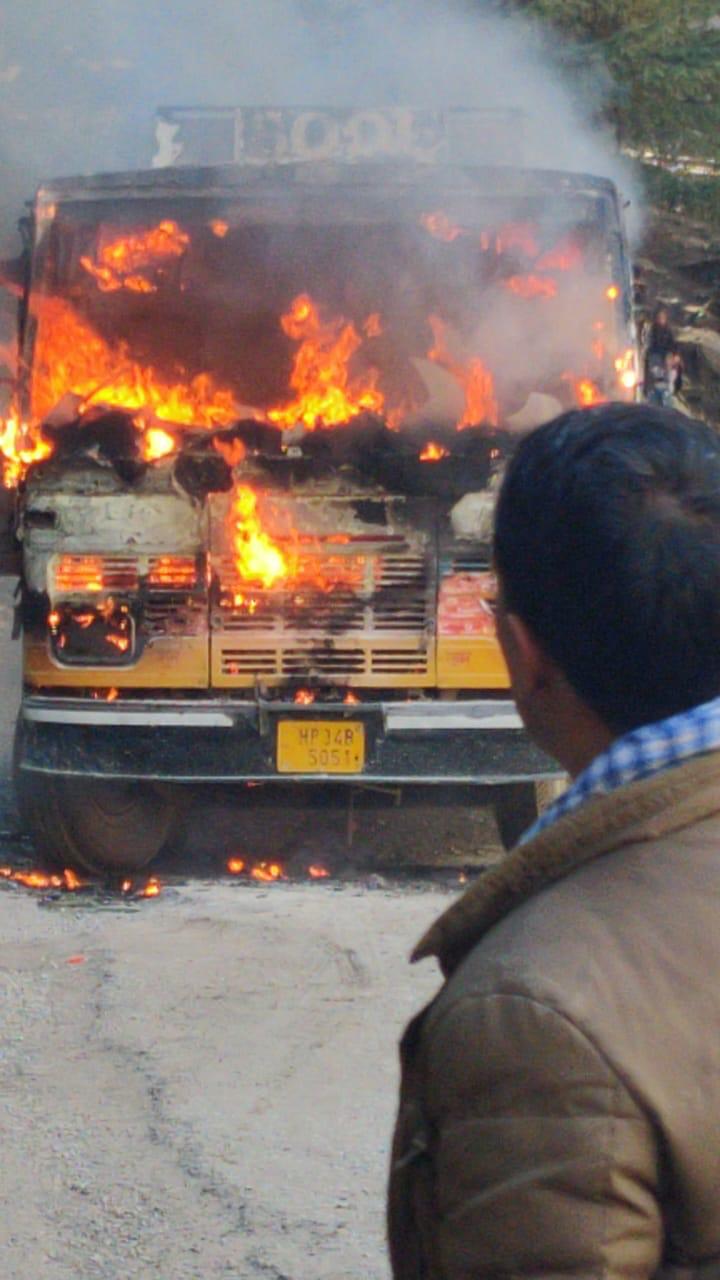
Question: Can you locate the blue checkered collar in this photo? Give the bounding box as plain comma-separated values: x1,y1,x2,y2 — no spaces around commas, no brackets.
521,693,720,846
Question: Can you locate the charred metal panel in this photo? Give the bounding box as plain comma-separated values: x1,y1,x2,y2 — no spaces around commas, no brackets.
20,459,205,594
20,458,210,688
0,486,20,575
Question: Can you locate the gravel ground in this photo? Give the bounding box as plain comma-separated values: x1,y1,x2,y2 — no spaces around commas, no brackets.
0,879,449,1280
0,580,503,1280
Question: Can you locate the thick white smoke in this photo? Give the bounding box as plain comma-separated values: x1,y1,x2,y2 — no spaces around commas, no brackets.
0,0,641,423
0,0,639,249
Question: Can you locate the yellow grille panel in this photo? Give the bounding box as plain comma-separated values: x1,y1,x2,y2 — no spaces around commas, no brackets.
25,634,209,689
214,639,432,687
212,540,434,687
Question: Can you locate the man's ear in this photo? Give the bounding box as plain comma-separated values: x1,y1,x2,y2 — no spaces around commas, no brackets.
496,609,550,705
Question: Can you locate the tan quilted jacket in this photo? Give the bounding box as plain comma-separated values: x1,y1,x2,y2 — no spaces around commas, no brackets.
388,751,720,1279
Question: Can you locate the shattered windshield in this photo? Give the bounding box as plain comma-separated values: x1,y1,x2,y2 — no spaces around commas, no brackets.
27,188,625,451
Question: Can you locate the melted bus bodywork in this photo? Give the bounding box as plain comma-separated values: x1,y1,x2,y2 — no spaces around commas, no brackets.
6,109,638,871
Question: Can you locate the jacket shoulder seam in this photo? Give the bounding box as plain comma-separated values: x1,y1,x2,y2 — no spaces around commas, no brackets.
425,988,652,1121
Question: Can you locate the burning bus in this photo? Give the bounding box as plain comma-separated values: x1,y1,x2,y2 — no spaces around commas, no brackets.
0,107,639,872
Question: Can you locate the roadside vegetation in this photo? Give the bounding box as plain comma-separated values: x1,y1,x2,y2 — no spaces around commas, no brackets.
496,0,720,225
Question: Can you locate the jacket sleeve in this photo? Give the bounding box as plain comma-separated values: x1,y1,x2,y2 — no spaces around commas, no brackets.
421,991,663,1279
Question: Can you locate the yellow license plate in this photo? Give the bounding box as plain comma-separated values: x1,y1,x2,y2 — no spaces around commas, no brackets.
277,720,365,774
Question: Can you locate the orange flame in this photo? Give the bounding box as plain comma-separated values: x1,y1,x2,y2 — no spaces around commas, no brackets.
308,865,330,879
294,688,315,705
0,413,52,488
614,347,638,392
231,485,288,588
119,877,162,897
565,376,606,407
0,211,611,489
54,555,105,593
31,297,238,431
225,509,364,601
213,436,247,468
227,857,246,875
0,865,87,891
147,556,197,588
0,219,245,485
428,317,498,429
462,360,499,429
504,275,557,300
251,862,285,882
419,441,449,462
106,633,130,653
267,294,384,431
80,220,189,294
143,427,176,460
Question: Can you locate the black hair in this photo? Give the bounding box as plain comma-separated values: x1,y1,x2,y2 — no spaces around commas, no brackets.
494,403,720,733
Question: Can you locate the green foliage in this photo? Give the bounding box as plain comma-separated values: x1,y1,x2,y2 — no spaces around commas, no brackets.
641,164,720,227
499,0,720,167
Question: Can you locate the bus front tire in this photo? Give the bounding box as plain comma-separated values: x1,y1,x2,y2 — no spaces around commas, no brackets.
14,731,180,875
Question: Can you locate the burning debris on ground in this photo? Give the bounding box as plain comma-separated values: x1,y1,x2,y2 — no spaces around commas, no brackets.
225,855,338,882
223,853,472,889
0,857,166,903
0,843,481,898
0,864,87,891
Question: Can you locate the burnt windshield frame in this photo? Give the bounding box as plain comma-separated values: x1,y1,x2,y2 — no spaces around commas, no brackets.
37,188,607,247
22,181,632,428
32,190,620,321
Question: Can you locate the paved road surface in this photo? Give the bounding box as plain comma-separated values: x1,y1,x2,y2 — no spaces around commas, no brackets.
0,581,503,1279
0,879,450,1279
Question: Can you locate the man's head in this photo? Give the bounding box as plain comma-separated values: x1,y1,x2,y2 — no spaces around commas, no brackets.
494,404,720,773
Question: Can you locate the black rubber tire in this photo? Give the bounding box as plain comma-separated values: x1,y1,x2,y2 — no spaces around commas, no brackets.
13,719,180,874
492,779,566,852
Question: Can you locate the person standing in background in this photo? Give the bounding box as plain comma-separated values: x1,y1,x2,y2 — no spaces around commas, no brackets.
644,305,682,406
